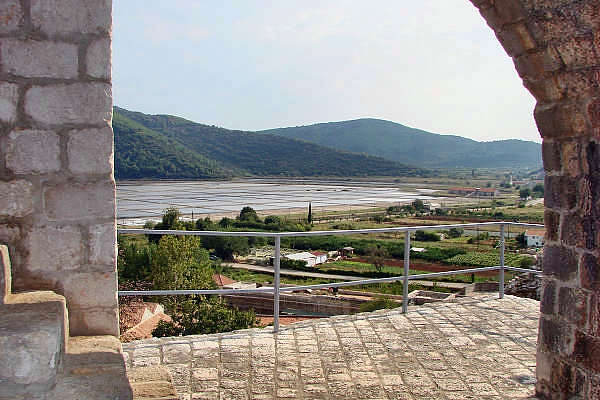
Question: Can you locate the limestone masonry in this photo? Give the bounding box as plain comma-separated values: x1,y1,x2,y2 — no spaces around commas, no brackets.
0,0,117,336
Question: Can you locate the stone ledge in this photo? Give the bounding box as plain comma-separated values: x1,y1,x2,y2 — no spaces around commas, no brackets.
128,366,178,400
0,291,68,395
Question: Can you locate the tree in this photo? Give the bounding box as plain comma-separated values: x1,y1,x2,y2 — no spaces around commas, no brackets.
239,206,259,222
307,202,312,224
366,245,388,273
150,207,186,243
519,188,531,199
218,217,233,228
415,230,441,242
447,228,464,238
412,199,426,212
532,184,544,197
150,235,214,293
195,217,215,231
211,237,250,261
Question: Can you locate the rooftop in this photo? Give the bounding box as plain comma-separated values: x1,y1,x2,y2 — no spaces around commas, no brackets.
123,294,539,399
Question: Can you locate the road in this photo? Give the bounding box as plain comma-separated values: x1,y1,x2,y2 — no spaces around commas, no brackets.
226,263,469,290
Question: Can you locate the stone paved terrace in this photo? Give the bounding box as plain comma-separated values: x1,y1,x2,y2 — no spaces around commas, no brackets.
123,295,540,399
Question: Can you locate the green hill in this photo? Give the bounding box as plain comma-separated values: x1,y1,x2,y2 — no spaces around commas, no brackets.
259,118,542,169
114,108,426,179
114,112,235,180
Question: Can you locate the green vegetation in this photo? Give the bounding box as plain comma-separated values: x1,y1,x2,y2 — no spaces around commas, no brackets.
114,111,234,180
118,208,264,337
259,118,542,169
114,107,426,178
358,298,402,313
445,252,535,268
152,297,259,337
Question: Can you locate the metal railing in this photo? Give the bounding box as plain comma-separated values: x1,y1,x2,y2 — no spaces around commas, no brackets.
118,221,543,332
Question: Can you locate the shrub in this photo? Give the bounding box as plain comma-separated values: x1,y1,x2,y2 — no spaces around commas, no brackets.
152,297,259,337
414,230,440,242
358,298,402,313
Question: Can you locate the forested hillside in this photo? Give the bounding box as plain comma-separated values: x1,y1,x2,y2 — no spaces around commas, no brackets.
114,108,426,179
114,112,235,179
259,118,542,169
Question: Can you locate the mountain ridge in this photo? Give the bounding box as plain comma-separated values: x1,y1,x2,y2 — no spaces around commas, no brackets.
113,107,426,179
258,118,542,169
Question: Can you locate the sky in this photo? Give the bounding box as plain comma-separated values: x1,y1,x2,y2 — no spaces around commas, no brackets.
113,1,540,143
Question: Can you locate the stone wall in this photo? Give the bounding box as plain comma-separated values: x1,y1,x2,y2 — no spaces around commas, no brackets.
470,0,600,397
0,0,117,336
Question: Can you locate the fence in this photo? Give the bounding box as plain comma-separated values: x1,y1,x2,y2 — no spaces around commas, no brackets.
118,221,543,332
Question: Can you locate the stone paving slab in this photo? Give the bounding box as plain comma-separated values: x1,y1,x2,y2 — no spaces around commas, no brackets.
123,295,540,399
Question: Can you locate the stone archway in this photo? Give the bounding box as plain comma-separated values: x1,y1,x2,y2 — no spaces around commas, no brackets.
0,0,598,398
470,1,599,397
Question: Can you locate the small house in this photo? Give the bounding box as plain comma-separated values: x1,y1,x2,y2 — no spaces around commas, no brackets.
525,229,545,247
340,247,355,257
310,251,327,265
285,252,318,267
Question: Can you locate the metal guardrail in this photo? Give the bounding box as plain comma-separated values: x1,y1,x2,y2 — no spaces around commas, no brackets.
118,221,543,332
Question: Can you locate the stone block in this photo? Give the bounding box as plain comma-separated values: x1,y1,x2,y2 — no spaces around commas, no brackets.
580,253,600,291
86,38,111,80
0,293,67,393
25,225,82,272
5,130,61,174
560,212,584,247
542,140,561,172
556,36,598,71
545,175,577,210
44,181,115,221
0,0,23,34
514,46,563,80
561,140,583,177
67,127,113,175
540,279,556,315
534,101,587,139
0,39,78,79
0,180,33,218
0,82,19,124
543,245,578,282
549,357,586,397
0,245,11,303
573,331,600,374
544,210,560,242
89,223,116,266
539,316,575,356
497,22,536,57
163,343,191,364
523,75,563,103
63,271,117,309
558,286,588,329
30,0,111,36
25,83,112,126
68,307,119,337
479,1,525,30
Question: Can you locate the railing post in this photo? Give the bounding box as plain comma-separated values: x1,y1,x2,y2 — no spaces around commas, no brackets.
499,224,505,299
274,236,281,332
403,231,410,313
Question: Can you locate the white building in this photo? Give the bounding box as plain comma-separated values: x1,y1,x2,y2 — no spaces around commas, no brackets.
285,252,318,267
310,252,327,264
525,229,545,247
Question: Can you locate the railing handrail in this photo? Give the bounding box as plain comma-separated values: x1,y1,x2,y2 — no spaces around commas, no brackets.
118,265,541,297
117,221,544,332
117,221,543,238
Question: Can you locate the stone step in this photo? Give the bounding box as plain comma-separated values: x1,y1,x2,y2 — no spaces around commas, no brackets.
127,366,178,400
0,290,68,399
47,336,133,400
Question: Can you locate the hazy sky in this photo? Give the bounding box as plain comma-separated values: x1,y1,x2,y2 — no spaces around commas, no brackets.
113,1,540,143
